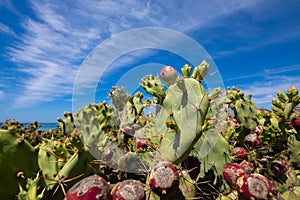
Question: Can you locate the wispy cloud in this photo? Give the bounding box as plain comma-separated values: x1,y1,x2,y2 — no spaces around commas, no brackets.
224,64,300,81
223,63,300,108
0,22,17,37
4,0,264,108
0,0,23,17
237,74,300,108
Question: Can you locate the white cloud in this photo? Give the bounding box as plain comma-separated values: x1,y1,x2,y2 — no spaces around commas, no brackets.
0,22,17,37
237,75,300,109
224,64,300,82
224,64,300,108
5,0,264,107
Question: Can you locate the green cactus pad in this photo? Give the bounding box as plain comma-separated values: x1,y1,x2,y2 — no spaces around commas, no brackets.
140,74,166,99
57,112,75,135
195,133,230,179
0,129,39,199
288,134,300,168
282,186,300,200
155,78,210,164
109,86,129,111
234,98,258,130
18,172,45,200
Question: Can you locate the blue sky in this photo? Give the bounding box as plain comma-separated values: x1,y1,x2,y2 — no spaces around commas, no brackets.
0,0,300,122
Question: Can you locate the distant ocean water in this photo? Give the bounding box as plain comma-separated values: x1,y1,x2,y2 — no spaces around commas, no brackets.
36,123,59,131
0,122,59,131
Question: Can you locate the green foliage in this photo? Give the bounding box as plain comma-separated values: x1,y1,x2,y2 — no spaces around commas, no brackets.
109,86,129,111
154,77,210,164
57,112,75,135
17,173,45,200
140,74,166,99
0,129,39,199
1,60,300,199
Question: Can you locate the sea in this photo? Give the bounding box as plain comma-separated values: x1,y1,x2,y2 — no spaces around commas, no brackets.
0,122,59,131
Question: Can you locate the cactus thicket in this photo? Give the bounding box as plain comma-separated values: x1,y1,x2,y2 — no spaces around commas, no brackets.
1,60,300,199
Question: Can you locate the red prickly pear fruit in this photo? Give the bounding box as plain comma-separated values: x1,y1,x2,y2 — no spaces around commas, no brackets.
292,116,300,133
222,163,245,189
181,156,201,180
236,174,274,200
122,126,134,136
111,179,145,200
65,174,111,200
271,159,287,175
255,125,264,134
136,139,148,149
244,133,262,148
240,160,255,174
149,161,179,197
160,66,177,85
231,147,248,161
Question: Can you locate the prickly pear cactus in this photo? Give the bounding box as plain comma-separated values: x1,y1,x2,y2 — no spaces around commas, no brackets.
75,103,107,147
225,87,258,130
155,77,210,164
109,86,129,111
18,172,45,200
3,60,300,200
0,129,39,199
288,134,300,168
272,87,300,120
140,74,166,100
57,112,75,135
120,92,146,131
38,138,68,190
235,98,257,130
191,60,210,81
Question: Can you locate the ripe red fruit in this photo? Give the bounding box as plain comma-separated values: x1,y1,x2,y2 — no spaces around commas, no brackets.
149,161,179,197
65,174,110,200
239,160,255,175
222,163,245,189
255,125,264,134
231,147,248,161
292,116,300,133
236,174,274,200
160,66,177,85
136,139,148,149
244,133,262,148
111,179,145,200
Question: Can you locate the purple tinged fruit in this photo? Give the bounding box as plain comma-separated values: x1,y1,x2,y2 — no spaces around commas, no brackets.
231,147,248,161
149,161,179,197
136,139,148,149
244,133,262,148
222,163,245,189
111,179,145,200
292,116,300,133
255,125,264,134
239,160,255,175
65,174,111,200
236,174,274,200
160,66,177,85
